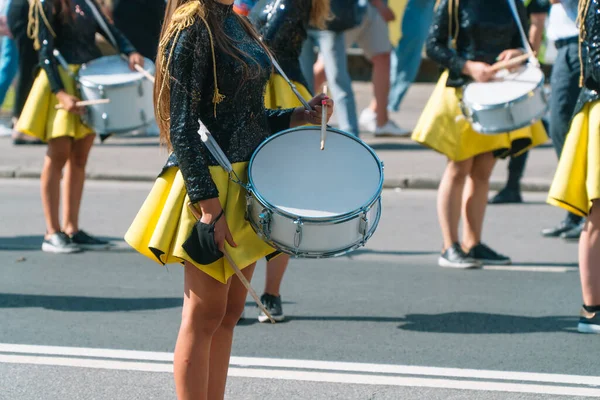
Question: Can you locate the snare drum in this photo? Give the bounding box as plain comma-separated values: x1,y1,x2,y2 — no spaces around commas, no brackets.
460,64,548,134
245,127,384,258
78,55,155,134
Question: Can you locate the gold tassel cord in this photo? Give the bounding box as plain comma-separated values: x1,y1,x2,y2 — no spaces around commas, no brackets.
577,0,592,88
27,0,57,51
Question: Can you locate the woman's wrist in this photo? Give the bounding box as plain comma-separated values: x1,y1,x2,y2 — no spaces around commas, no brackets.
290,107,307,128
196,198,222,220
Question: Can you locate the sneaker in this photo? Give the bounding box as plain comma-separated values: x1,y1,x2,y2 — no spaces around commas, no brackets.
578,307,600,333
488,187,523,204
258,293,285,323
438,243,481,269
42,232,82,254
561,220,584,242
359,108,377,132
374,120,411,137
69,230,110,250
541,219,580,238
467,243,511,265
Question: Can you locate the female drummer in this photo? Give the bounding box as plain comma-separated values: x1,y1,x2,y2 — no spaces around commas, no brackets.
248,0,331,323
547,0,600,333
124,0,333,398
412,0,548,268
16,0,143,253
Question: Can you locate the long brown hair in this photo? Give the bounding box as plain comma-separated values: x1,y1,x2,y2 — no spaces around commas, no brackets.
578,0,592,87
155,0,272,149
310,0,331,30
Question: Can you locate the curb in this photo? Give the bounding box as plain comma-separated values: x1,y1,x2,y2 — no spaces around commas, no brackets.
0,168,553,193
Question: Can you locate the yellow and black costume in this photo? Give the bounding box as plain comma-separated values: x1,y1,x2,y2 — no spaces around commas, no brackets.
548,0,600,216
125,3,295,284
16,0,135,142
412,0,548,161
249,0,313,109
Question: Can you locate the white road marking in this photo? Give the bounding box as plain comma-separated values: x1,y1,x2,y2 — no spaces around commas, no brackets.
1,353,600,397
1,343,600,396
482,265,578,273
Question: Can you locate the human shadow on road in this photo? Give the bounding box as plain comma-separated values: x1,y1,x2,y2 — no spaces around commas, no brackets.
343,249,438,257
397,312,577,334
0,293,182,312
0,235,124,251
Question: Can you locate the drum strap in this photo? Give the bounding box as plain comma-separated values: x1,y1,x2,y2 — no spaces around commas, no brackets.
85,0,118,50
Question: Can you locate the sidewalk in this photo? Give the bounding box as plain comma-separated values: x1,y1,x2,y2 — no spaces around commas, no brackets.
0,82,559,192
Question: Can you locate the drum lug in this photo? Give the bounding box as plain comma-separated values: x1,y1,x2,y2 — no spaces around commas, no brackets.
102,112,109,130
140,109,147,124
98,85,105,99
258,209,272,240
293,218,303,251
244,192,252,221
138,81,144,97
359,211,369,244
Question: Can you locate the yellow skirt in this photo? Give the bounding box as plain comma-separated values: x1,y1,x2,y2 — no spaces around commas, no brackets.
124,165,277,284
411,71,548,161
547,100,600,217
16,66,94,142
264,73,312,110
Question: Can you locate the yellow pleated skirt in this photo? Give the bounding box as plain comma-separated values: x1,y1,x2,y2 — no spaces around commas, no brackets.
264,73,312,110
547,100,600,217
412,71,548,161
16,66,94,142
124,165,278,284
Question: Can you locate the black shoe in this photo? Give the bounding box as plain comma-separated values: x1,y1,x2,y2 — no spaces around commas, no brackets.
488,188,523,204
258,293,285,323
578,307,600,334
541,220,579,238
467,243,511,265
561,221,584,242
69,230,110,250
438,243,481,269
42,232,82,254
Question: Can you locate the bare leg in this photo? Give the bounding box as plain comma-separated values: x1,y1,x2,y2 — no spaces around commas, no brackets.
62,134,95,235
265,255,289,296
369,53,391,127
313,55,326,94
208,263,257,400
437,158,473,250
462,152,496,249
580,201,600,306
41,137,72,236
174,262,230,400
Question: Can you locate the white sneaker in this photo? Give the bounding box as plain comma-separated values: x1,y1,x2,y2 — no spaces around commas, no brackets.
374,120,411,137
359,108,377,132
0,123,12,137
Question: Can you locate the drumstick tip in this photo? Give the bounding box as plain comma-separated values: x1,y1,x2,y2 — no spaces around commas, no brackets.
320,140,325,150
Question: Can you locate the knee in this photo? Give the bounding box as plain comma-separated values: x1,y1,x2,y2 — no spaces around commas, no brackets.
470,168,492,185
180,301,227,337
69,152,89,170
220,301,245,331
446,161,470,182
46,150,70,170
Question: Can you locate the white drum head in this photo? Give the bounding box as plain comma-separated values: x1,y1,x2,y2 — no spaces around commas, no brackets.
79,55,155,86
463,64,544,106
249,128,382,219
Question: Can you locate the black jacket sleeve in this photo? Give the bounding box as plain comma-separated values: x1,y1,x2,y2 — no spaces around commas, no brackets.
425,0,467,77
37,0,64,94
585,0,600,87
258,0,310,54
169,24,219,203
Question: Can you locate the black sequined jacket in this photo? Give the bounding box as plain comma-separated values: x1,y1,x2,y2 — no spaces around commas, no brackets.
249,0,312,91
37,0,136,94
574,0,600,115
165,4,295,203
426,0,530,87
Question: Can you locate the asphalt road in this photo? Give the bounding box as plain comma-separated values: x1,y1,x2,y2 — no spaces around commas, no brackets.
0,179,596,399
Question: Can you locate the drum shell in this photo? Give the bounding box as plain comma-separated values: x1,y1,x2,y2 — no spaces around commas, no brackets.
78,57,156,134
461,72,548,134
246,191,382,258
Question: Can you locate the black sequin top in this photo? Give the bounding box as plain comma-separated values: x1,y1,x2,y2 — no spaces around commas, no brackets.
427,0,529,87
249,0,312,90
165,3,295,203
574,0,600,115
37,0,136,93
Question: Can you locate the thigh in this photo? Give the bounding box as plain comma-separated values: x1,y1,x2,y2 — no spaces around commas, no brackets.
226,263,257,314
183,262,230,321
352,5,392,59
470,152,496,180
70,134,95,166
46,137,73,161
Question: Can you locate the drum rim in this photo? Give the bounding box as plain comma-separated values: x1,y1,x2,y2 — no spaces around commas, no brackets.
247,126,384,222
78,56,156,89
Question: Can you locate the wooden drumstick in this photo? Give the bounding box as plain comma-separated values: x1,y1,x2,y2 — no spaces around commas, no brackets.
186,202,275,324
134,64,156,84
320,85,327,151
491,52,533,72
54,98,110,109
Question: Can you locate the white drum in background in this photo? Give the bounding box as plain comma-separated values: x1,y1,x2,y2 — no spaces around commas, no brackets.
460,64,548,134
78,55,155,134
246,127,384,258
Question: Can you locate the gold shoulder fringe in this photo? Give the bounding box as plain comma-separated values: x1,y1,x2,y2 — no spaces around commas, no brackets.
27,0,57,51
157,1,225,119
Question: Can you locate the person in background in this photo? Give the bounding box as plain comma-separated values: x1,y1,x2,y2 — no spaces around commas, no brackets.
6,0,43,145
249,0,331,323
112,0,166,61
0,0,18,136
547,0,600,333
233,0,256,16
387,0,435,134
489,0,550,205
